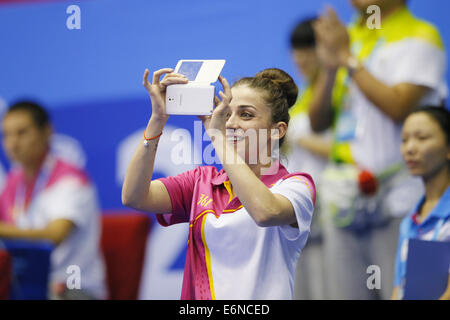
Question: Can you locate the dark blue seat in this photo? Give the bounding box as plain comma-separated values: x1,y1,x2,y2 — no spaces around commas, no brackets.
1,239,53,300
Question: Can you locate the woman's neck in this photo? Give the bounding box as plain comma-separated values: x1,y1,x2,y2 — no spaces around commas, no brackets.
424,165,450,202
419,165,450,220
247,158,275,179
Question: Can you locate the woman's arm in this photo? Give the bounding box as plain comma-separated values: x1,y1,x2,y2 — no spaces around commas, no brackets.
308,12,342,133
439,275,450,300
121,69,188,213
347,67,429,122
297,134,332,159
204,77,300,227
308,68,338,133
212,134,298,227
0,219,74,246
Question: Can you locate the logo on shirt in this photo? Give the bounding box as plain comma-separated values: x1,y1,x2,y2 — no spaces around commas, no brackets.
197,194,213,208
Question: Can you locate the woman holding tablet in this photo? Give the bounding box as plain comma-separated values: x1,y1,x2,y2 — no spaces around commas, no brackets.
122,67,315,299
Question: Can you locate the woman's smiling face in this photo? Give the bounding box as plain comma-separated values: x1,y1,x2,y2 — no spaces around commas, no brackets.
225,85,284,165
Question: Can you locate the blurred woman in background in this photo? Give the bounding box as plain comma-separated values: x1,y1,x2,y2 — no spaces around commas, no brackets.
392,106,450,300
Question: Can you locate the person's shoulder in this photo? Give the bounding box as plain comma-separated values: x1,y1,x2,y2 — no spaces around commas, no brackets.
48,157,91,188
409,18,443,49
393,9,443,49
399,211,415,235
0,167,21,197
164,165,222,184
278,172,316,203
281,172,315,186
198,165,221,174
439,187,450,217
196,165,224,181
4,166,22,183
171,164,219,176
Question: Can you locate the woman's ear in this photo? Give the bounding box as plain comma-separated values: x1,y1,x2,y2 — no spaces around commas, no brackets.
271,121,287,142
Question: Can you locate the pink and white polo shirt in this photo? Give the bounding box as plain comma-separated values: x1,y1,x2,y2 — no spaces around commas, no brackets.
156,160,315,300
0,153,107,299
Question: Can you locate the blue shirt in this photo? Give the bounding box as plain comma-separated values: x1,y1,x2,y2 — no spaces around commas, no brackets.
394,187,450,289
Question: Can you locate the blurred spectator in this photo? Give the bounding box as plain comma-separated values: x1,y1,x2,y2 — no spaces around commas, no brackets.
286,17,345,300
285,17,333,179
0,101,106,300
310,0,447,299
392,106,450,300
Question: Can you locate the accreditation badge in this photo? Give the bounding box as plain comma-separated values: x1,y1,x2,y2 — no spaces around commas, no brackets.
335,109,357,142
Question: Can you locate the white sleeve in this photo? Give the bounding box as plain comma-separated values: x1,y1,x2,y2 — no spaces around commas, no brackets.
43,177,100,228
390,39,446,91
270,177,314,242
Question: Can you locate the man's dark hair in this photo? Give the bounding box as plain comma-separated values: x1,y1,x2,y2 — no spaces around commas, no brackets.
7,100,50,129
290,17,317,49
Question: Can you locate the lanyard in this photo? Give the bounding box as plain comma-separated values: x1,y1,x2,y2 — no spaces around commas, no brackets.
13,155,55,223
405,217,445,242
432,218,445,241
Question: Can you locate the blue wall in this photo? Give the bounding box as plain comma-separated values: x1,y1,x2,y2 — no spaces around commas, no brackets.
0,0,449,210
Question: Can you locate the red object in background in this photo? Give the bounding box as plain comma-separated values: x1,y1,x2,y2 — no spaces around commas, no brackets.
100,212,152,300
0,250,12,299
358,169,378,196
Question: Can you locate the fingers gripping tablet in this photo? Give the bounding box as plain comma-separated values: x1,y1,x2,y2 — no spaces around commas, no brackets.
166,60,226,115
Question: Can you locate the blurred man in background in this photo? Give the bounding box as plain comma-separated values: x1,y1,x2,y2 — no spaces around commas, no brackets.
286,17,333,180
0,101,106,299
286,17,346,300
310,0,447,299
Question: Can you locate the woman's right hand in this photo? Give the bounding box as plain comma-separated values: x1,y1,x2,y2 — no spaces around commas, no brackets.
143,68,189,121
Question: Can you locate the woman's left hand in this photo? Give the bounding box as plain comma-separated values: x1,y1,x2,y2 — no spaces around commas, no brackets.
198,75,232,136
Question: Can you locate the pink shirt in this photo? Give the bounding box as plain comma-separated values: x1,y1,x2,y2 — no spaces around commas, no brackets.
157,160,316,300
0,154,107,299
0,156,89,224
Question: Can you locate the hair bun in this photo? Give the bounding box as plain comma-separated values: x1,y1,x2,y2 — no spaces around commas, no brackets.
255,68,298,108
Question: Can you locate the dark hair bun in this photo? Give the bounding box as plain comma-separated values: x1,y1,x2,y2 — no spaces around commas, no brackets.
255,68,298,108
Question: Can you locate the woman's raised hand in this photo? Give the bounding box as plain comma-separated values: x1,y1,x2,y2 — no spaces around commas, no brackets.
313,7,350,70
143,68,188,121
199,75,232,134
